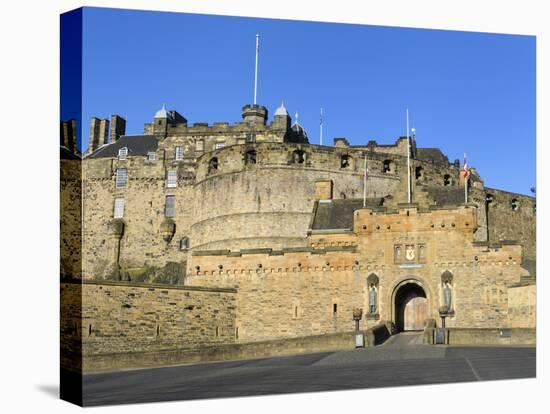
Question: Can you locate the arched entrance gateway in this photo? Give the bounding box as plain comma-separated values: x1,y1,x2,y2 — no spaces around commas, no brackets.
393,279,429,332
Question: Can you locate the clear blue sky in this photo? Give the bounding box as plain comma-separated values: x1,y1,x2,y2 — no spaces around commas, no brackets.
72,7,535,195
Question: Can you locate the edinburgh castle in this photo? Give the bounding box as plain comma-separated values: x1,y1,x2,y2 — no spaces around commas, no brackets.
60,100,536,372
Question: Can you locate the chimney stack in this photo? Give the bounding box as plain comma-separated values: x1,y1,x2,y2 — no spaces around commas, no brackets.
89,117,101,153
110,115,126,143
98,118,110,147
60,119,77,153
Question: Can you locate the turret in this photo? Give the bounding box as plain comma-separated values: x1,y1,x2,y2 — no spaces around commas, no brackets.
242,104,268,126
272,102,290,130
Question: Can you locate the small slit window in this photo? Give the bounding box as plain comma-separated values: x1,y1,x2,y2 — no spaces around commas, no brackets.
113,197,125,218
415,166,423,180
115,168,127,188
245,150,257,165
180,237,189,251
511,198,519,211
165,195,176,217
208,157,219,173
333,303,338,314
340,154,351,168
166,170,177,188
293,150,305,164
175,146,184,161
118,147,128,160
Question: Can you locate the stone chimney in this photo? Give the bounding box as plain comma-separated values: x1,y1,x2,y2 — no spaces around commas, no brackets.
98,118,110,147
60,119,77,152
110,115,126,142
89,117,101,153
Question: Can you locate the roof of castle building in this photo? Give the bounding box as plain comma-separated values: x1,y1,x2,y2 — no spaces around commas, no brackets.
60,146,81,160
274,102,289,117
416,148,449,165
154,103,171,119
87,135,158,159
310,198,384,231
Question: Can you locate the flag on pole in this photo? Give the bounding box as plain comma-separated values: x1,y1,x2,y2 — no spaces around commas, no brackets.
463,153,470,179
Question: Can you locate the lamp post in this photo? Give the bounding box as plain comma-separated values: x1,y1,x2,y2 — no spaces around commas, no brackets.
353,308,364,348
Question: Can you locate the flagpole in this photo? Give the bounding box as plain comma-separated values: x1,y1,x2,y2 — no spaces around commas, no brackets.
253,34,259,105
464,152,468,204
406,109,411,203
363,154,367,207
320,107,323,146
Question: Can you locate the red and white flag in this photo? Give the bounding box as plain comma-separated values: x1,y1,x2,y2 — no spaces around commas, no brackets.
463,153,470,179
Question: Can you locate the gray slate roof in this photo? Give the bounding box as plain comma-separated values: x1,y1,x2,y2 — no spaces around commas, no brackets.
416,148,449,165
310,198,384,230
88,135,158,159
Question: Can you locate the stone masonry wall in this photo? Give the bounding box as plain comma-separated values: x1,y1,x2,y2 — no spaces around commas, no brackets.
61,281,237,362
188,205,528,344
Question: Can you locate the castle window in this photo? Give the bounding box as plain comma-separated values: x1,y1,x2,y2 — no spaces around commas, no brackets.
292,150,305,164
511,198,519,211
196,140,204,152
245,150,257,165
443,174,451,186
115,168,127,188
166,170,177,188
333,303,338,315
118,147,128,160
113,197,125,218
147,151,157,161
419,244,426,260
215,142,225,150
415,166,423,180
340,154,351,169
245,134,256,143
394,245,402,262
180,237,190,251
383,160,392,173
208,157,219,173
175,146,184,161
165,195,176,217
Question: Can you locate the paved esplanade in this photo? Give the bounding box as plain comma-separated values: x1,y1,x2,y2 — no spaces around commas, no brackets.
81,333,535,406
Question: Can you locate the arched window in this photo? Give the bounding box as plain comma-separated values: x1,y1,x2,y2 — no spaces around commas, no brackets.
340,154,351,169
208,157,219,173
245,150,257,165
180,237,190,251
292,149,305,164
443,174,451,186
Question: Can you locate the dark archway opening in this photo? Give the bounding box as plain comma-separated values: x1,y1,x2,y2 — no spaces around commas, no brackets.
394,283,427,332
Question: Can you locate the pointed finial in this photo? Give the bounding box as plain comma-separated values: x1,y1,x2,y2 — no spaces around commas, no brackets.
294,111,299,126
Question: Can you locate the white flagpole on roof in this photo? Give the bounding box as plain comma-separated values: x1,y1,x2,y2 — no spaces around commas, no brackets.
254,34,259,105
363,154,367,207
406,109,411,203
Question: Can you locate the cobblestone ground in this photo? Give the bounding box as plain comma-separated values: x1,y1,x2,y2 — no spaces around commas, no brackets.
81,333,536,406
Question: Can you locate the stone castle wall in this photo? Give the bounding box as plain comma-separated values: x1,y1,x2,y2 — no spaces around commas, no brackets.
60,158,82,279
61,281,237,370
187,206,526,343
77,137,536,285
